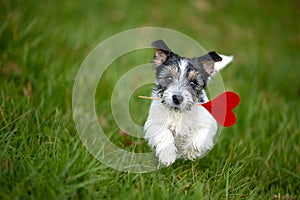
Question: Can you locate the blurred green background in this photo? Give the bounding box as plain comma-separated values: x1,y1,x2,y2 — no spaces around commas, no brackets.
1,0,299,199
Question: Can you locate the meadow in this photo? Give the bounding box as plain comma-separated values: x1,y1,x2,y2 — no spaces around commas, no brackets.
1,0,299,199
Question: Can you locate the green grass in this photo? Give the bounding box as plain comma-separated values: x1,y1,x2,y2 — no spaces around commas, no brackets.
1,0,300,199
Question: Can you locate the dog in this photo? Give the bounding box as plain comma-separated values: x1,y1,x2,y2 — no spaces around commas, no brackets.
144,39,233,166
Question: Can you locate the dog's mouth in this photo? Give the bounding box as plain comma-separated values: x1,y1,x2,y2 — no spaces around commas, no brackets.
161,98,193,112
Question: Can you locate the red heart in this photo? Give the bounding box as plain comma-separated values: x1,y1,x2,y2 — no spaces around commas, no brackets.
201,91,240,127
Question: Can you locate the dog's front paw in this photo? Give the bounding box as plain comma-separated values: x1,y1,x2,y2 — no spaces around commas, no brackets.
156,144,177,166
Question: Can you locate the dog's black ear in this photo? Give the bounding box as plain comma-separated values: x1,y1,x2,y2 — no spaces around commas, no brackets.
196,51,222,75
151,39,172,52
151,40,172,66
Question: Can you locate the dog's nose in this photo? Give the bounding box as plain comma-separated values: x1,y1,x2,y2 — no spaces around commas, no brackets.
172,94,184,105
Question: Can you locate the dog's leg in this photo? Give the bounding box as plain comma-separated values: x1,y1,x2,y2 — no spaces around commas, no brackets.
144,119,177,166
193,127,215,158
144,101,177,166
180,107,218,160
180,125,216,160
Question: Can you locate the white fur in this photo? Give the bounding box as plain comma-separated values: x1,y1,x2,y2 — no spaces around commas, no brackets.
179,59,188,80
144,54,233,166
144,94,217,166
179,59,188,75
214,54,234,72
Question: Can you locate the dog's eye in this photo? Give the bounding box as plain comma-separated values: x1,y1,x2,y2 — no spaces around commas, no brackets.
189,80,197,88
166,76,173,83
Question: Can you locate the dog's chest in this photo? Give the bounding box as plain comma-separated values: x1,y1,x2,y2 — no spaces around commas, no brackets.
166,107,201,137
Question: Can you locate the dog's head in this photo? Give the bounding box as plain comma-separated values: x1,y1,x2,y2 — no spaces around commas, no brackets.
151,39,226,112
